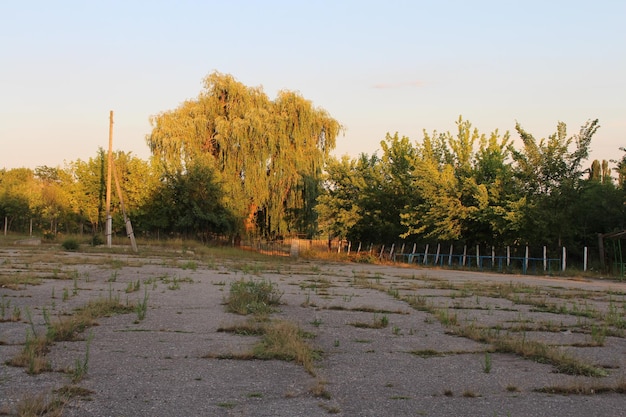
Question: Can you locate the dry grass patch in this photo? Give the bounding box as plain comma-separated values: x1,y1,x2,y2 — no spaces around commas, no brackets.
14,392,66,417
535,380,626,395
206,319,319,375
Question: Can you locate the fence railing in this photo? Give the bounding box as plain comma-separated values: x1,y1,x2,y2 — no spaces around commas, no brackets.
240,238,620,277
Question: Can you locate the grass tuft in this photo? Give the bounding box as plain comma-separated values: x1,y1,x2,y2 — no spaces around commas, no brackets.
225,279,283,315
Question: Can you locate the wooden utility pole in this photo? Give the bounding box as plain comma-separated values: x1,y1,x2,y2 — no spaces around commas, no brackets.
104,110,138,252
105,111,113,248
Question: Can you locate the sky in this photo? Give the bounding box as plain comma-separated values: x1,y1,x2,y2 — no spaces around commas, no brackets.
1,0,625,170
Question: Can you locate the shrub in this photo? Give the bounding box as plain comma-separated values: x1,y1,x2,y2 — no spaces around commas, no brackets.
91,234,104,246
61,238,79,251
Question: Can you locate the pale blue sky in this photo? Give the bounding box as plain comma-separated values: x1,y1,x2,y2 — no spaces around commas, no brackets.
1,0,624,169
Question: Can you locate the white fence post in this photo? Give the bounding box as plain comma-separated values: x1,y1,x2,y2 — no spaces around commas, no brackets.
423,244,429,265
435,243,441,265
562,246,567,271
584,246,588,272
449,244,454,266
543,246,547,271
524,246,529,273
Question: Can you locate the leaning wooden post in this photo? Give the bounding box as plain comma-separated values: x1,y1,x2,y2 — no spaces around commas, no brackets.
423,244,429,265
449,244,453,266
379,245,385,259
389,243,395,261
583,246,588,272
435,243,441,265
562,247,567,271
491,246,495,268
112,159,138,253
543,246,547,271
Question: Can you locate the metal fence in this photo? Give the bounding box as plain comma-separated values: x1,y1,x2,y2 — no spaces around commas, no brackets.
241,238,618,277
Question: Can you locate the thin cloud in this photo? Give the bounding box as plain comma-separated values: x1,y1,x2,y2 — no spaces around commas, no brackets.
372,80,423,89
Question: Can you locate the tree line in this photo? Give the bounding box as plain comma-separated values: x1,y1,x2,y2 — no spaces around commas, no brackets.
316,118,626,261
1,73,625,256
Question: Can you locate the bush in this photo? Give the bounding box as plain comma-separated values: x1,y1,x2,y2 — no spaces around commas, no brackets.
91,234,104,246
226,279,283,315
61,238,79,251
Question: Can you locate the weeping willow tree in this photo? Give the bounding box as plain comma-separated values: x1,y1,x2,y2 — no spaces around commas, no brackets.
147,72,341,238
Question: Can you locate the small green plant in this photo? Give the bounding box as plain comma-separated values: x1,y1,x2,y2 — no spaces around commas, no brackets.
311,318,322,327
181,260,198,271
126,279,141,293
12,305,22,322
590,324,607,346
107,271,118,282
483,352,492,373
136,289,149,321
62,288,69,301
392,325,402,335
168,278,181,290
71,332,94,382
61,238,80,251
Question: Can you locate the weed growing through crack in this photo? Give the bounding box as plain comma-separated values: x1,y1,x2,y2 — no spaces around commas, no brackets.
226,279,283,315
180,260,198,270
209,319,319,375
15,392,66,417
590,324,607,346
107,271,118,282
71,332,94,383
136,288,149,321
126,279,141,293
483,352,492,373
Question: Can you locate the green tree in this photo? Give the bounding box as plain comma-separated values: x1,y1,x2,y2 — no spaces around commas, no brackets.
401,117,519,245
510,119,600,246
0,168,39,233
147,72,341,237
143,163,235,239
316,156,366,241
